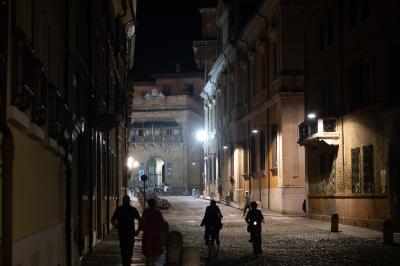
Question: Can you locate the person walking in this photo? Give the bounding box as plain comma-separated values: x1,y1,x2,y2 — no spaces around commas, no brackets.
243,191,251,216
111,195,141,266
245,201,264,255
138,198,166,265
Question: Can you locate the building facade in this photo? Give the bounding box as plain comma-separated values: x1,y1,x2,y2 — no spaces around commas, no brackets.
299,0,400,230
129,72,204,195
202,0,306,214
0,0,136,265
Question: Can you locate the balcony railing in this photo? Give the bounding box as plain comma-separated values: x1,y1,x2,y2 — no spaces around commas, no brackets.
131,134,181,144
93,84,124,132
13,28,34,112
31,58,48,127
298,117,340,146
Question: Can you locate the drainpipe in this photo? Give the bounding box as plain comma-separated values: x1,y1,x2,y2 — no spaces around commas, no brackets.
267,110,270,209
339,0,345,194
87,0,94,253
63,0,73,264
1,1,14,265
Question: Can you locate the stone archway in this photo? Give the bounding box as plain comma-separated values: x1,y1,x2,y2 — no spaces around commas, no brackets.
147,156,165,187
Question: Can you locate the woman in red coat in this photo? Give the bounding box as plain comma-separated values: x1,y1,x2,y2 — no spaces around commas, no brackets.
138,198,166,265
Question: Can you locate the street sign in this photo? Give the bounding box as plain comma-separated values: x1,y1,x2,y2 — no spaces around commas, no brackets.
140,174,148,182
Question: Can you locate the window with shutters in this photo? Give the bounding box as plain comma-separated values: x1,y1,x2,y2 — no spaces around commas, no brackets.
351,147,361,193
363,144,374,193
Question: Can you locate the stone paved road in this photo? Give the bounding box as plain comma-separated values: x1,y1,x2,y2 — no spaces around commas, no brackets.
162,196,400,266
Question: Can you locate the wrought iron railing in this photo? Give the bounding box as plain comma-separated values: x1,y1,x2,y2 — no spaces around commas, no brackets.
298,117,337,142
31,58,47,127
13,27,34,112
131,134,181,143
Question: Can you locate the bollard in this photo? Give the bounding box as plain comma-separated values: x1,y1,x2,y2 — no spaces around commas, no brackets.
180,246,200,266
383,220,394,244
166,231,183,265
225,195,231,206
331,214,339,232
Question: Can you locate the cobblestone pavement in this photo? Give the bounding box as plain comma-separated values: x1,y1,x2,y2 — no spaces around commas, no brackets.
162,196,400,266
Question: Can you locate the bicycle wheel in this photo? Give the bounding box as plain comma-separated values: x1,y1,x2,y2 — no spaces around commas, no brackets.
208,240,215,258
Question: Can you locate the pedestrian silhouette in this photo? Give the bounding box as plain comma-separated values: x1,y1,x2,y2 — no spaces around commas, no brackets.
243,191,251,216
138,198,166,265
245,201,264,255
111,195,141,266
200,200,223,245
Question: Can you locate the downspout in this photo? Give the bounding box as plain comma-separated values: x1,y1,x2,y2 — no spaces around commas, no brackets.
267,110,270,209
64,0,72,264
339,0,345,195
258,9,269,209
1,1,14,265
257,12,269,98
87,0,94,253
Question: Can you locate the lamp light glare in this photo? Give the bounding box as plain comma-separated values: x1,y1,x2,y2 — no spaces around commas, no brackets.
251,129,259,134
223,145,228,150
127,157,134,169
133,161,139,168
307,113,316,119
196,130,207,142
192,162,196,166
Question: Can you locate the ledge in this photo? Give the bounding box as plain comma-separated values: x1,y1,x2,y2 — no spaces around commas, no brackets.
28,123,45,141
46,137,58,153
7,105,30,130
308,194,388,199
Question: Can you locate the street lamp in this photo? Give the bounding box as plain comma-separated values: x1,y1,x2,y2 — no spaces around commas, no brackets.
196,129,207,142
307,112,316,119
140,174,148,208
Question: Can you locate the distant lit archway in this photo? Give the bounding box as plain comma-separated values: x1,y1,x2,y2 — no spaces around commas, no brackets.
147,156,165,187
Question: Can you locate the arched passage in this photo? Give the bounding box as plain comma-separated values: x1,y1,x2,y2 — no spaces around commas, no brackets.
147,156,165,187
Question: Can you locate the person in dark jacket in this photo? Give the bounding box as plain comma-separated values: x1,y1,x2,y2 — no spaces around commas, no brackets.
200,200,223,245
245,201,264,255
111,195,141,266
137,198,166,265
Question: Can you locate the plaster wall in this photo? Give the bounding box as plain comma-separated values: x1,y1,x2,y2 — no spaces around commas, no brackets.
12,223,64,266
12,127,64,241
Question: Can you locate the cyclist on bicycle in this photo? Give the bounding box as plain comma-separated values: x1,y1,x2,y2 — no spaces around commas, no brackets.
245,201,264,255
200,200,223,246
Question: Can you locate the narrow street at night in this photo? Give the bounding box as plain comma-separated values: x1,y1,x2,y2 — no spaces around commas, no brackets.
83,196,400,266
2,0,400,265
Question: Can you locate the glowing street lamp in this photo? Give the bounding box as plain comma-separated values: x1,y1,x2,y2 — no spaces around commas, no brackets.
196,129,207,142
251,129,259,134
307,113,316,119
127,156,134,169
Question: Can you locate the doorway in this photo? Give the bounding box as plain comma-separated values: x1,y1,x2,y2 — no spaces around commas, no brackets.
147,157,165,187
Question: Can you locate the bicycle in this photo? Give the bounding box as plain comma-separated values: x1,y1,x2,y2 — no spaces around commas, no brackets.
206,226,220,258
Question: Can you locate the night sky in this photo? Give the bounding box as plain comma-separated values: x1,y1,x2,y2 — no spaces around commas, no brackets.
132,0,217,79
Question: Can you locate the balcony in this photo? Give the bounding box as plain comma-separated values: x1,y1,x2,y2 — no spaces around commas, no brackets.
131,134,181,144
93,86,124,132
298,117,340,147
